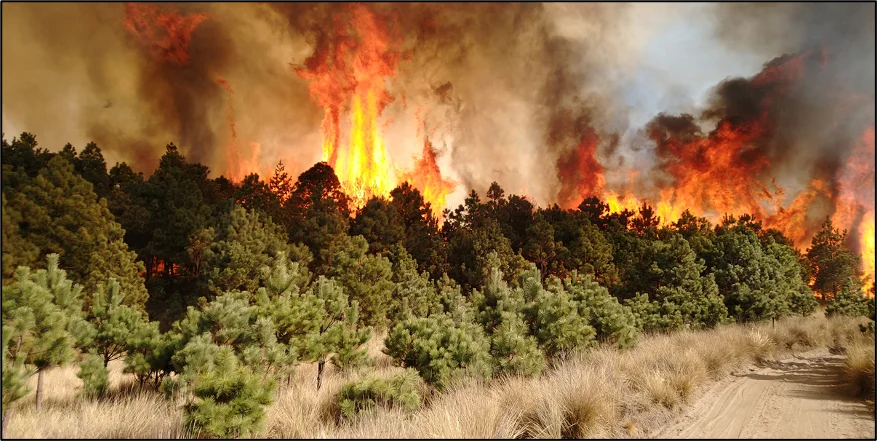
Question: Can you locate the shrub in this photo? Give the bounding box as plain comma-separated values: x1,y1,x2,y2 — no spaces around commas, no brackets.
77,353,109,399
336,370,421,420
384,314,492,388
523,279,596,357
825,278,870,318
488,312,546,377
183,347,275,438
564,273,638,349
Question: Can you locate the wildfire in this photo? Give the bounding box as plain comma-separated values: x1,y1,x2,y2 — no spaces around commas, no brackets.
217,77,261,182
605,190,640,215
556,128,605,210
400,138,458,219
295,4,455,214
861,212,875,289
123,3,208,66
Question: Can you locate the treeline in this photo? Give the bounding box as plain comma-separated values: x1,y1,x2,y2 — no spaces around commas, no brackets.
1,133,875,437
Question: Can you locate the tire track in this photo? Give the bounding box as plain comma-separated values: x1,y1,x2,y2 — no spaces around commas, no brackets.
656,349,875,439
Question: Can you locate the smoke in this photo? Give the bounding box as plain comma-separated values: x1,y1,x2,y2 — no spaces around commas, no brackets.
1,3,874,220
631,3,875,246
2,3,321,176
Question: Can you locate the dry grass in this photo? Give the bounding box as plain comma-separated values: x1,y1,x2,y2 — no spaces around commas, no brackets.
841,335,876,398
5,314,870,439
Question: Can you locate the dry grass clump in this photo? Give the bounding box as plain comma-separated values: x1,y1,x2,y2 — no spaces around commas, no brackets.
745,327,776,361
6,314,870,439
518,361,621,438
841,337,876,398
843,340,876,396
407,381,520,438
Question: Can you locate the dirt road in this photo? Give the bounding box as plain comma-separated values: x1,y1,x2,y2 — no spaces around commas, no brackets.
656,348,875,439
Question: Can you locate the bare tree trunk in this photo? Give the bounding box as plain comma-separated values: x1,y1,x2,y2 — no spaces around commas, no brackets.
2,411,10,438
35,369,44,412
316,359,326,391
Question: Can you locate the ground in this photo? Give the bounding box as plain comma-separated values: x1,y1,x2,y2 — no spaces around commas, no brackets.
656,348,876,439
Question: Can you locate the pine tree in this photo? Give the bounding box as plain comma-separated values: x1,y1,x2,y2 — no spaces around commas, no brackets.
336,369,421,421
73,142,111,199
564,272,638,348
268,160,293,205
618,233,729,331
389,182,448,279
351,196,406,256
77,353,109,399
86,278,156,367
2,325,30,438
1,132,54,180
287,162,351,273
5,155,148,308
1,255,92,414
472,264,526,332
303,277,371,390
235,173,283,226
201,205,290,294
141,144,213,279
765,240,817,318
488,311,545,377
522,274,596,357
1,193,39,281
123,320,175,390
471,263,545,377
327,235,395,328
807,217,861,301
387,245,442,326
523,213,559,278
825,278,870,318
384,314,492,388
183,346,275,438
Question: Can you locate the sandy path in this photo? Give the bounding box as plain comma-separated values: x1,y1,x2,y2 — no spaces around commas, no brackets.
656,348,875,439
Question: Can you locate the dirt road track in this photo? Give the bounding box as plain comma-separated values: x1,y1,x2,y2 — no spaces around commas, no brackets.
656,348,875,439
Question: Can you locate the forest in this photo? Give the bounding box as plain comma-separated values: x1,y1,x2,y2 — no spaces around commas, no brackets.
1,132,875,438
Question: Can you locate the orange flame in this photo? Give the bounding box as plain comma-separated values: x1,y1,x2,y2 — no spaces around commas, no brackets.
123,3,207,66
400,137,457,219
860,212,875,291
216,77,262,182
556,128,605,210
605,190,640,215
295,4,456,214
295,4,400,209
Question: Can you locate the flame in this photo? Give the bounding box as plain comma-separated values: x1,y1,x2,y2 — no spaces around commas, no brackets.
400,137,457,219
554,51,873,291
295,4,457,214
216,77,262,182
605,190,640,215
860,212,875,291
764,179,831,249
123,3,207,66
833,127,876,290
556,128,605,210
335,90,395,205
294,4,402,209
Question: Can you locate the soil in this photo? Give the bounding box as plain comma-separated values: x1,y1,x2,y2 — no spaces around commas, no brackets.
655,348,876,439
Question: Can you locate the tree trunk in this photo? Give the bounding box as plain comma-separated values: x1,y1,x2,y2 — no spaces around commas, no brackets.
316,359,326,391
35,369,44,412
2,411,10,438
